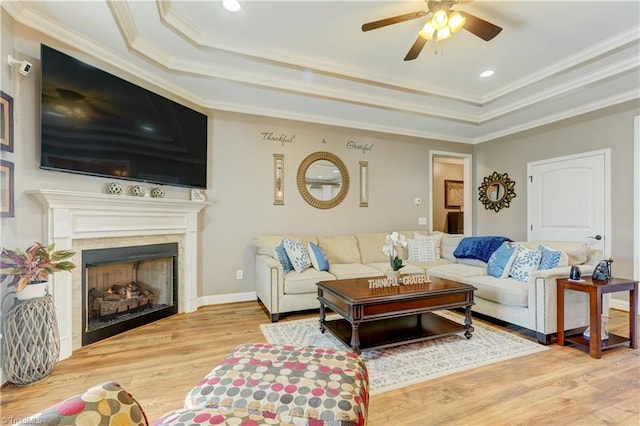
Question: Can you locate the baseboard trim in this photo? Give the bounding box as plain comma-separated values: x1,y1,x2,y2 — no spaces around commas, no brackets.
610,298,630,312
198,291,256,307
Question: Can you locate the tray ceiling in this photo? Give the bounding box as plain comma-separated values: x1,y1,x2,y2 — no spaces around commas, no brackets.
3,0,639,143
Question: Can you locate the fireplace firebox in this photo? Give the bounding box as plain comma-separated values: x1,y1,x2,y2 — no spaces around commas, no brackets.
82,243,178,346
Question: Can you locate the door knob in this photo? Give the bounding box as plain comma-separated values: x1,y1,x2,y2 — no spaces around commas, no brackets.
587,235,603,241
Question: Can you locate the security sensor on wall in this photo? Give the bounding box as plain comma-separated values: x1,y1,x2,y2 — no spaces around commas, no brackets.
8,55,33,76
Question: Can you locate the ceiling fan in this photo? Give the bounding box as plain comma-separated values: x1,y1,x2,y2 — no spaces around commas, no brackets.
362,0,502,61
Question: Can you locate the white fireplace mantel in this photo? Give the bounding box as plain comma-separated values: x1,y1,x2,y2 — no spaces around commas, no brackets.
27,189,207,360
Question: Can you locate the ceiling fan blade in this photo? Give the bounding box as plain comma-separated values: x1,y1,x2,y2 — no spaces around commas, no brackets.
459,11,502,41
404,36,428,61
362,10,427,32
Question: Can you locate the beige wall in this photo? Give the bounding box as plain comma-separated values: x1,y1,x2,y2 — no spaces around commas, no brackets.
473,101,639,285
203,111,470,296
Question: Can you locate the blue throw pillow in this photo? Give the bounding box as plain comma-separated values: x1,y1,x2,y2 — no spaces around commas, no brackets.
486,242,516,278
274,242,293,274
308,242,329,271
538,244,568,270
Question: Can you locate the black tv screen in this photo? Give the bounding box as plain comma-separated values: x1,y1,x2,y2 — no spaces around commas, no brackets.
40,44,208,189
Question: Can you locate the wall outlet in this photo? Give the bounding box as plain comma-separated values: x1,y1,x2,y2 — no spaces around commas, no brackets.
236,269,243,279
418,217,427,225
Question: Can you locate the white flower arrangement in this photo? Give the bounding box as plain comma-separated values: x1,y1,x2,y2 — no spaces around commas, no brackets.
382,231,407,271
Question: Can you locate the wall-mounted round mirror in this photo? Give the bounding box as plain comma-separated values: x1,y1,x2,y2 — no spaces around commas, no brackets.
478,171,516,212
297,151,349,209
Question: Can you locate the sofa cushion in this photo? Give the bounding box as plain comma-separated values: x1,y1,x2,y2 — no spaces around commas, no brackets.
329,263,384,280
308,241,329,271
438,233,464,262
367,262,426,275
428,263,486,281
509,245,542,282
17,382,148,426
318,235,361,264
283,268,335,294
355,232,389,264
405,258,452,271
538,244,569,270
486,242,516,278
283,238,312,273
521,240,590,265
467,275,528,308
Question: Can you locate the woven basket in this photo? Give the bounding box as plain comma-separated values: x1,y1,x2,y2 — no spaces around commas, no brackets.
2,295,60,385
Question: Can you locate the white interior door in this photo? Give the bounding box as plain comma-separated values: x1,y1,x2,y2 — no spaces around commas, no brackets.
528,150,610,256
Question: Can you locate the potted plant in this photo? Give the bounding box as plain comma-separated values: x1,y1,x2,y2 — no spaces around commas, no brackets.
1,242,76,300
382,232,407,283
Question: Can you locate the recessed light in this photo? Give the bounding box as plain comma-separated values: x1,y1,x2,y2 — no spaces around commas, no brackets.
222,0,241,13
480,70,495,78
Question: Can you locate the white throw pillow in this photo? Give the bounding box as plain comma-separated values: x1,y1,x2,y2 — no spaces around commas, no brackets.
414,233,442,259
282,238,311,273
509,244,542,282
407,237,437,262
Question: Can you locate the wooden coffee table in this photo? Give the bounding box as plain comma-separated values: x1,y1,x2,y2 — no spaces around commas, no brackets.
317,276,475,353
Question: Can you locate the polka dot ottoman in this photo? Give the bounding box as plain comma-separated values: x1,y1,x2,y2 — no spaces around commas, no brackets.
183,343,369,426
17,381,148,425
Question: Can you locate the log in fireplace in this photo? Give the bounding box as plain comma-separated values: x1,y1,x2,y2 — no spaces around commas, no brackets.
82,243,178,346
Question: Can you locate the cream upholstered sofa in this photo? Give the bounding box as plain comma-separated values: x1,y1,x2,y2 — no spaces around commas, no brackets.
254,231,601,345
427,238,603,344
254,231,451,322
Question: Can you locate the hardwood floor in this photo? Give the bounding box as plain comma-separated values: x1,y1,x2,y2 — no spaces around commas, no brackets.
1,302,638,425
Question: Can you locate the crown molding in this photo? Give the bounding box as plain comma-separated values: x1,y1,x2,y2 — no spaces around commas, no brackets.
482,25,640,104
204,98,472,144
480,56,640,123
474,90,640,144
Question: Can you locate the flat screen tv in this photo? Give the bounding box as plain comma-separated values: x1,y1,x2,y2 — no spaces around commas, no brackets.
40,44,208,189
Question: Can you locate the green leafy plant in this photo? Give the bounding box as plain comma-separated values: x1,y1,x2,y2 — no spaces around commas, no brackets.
383,232,407,271
0,242,76,292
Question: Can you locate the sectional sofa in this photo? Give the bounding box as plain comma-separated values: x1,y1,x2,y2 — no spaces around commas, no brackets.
254,231,602,344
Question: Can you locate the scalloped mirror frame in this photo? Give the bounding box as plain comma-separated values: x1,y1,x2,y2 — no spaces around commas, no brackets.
297,151,350,209
478,171,516,212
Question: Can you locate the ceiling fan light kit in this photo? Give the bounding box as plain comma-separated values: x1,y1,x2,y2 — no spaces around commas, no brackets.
362,0,502,61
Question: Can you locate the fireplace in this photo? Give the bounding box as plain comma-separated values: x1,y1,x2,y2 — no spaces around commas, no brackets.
28,189,207,360
82,243,178,345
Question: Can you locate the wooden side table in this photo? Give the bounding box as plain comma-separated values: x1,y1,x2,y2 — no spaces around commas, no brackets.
557,277,638,359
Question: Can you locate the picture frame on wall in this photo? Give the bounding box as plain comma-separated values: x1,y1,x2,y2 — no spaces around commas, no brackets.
1,91,14,153
445,179,464,209
1,159,15,217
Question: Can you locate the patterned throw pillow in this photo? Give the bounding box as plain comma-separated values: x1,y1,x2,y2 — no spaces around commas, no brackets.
538,244,569,270
282,238,311,273
274,242,293,274
413,233,442,259
509,244,542,282
407,238,437,262
308,242,329,271
486,242,516,278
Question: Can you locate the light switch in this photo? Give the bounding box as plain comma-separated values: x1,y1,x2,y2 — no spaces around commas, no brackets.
414,197,422,206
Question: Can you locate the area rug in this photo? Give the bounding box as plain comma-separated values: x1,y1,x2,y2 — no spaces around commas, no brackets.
260,311,548,395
